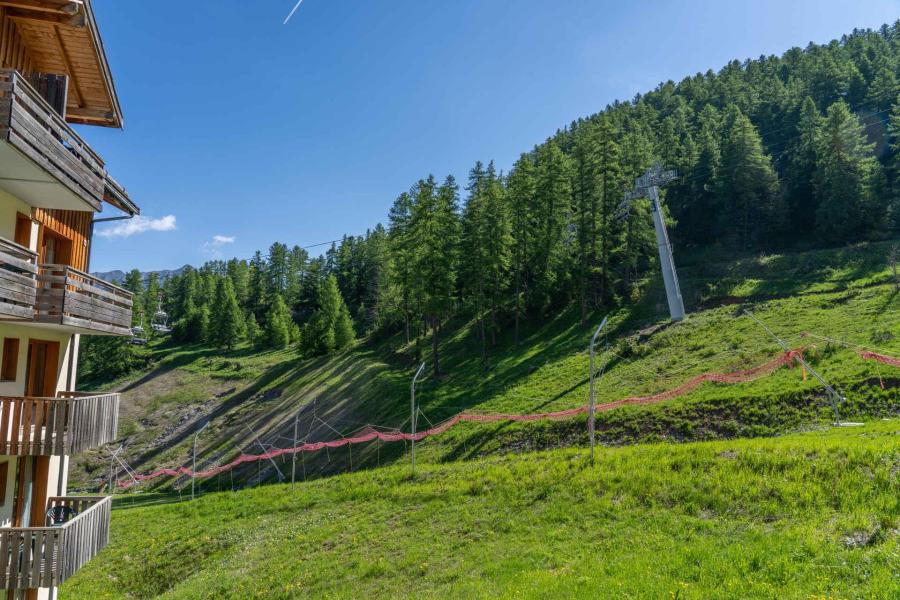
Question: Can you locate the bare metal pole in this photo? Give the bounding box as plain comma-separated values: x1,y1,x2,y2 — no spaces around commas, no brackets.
192,422,209,501
245,425,286,482
410,362,426,478
109,445,123,495
745,310,844,424
588,316,609,464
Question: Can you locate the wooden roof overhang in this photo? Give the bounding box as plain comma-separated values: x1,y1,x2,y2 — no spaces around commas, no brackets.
0,0,123,128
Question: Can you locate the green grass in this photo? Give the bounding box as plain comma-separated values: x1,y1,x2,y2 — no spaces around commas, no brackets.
63,420,900,599
70,240,900,492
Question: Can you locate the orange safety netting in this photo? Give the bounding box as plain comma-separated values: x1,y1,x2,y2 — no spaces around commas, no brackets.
118,348,810,489
859,351,900,368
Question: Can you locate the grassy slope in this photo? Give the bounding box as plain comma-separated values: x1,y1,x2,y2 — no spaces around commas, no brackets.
70,240,900,491
63,420,900,599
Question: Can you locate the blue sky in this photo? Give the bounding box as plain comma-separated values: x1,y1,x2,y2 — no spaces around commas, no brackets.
84,0,900,272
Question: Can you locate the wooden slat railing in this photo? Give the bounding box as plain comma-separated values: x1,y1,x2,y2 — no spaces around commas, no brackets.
0,393,119,456
36,265,133,336
0,69,106,211
0,496,111,590
0,237,37,320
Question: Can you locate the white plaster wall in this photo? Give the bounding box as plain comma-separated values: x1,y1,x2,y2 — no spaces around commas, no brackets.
0,189,32,244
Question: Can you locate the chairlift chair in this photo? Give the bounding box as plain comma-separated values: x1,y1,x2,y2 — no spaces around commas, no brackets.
130,314,148,345
151,293,171,334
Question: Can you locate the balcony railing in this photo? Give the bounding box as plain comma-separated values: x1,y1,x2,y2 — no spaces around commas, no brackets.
36,265,133,336
0,69,106,212
0,496,111,590
0,393,119,456
0,237,37,320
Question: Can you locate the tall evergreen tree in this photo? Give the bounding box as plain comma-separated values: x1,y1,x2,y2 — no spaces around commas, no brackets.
264,294,291,349
718,105,784,247
123,269,144,326
784,97,823,233
461,162,511,362
506,154,537,345
410,175,460,376
210,278,245,349
530,141,571,313
814,100,883,240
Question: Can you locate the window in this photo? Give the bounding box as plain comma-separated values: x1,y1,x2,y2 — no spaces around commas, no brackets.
1,338,19,382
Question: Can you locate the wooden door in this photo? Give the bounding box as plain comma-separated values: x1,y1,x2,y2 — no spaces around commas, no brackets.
14,213,31,248
24,340,59,398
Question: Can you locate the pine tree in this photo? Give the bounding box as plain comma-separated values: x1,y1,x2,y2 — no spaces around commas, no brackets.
248,251,268,318
267,242,290,299
264,294,291,349
305,275,355,355
123,269,144,326
226,259,250,309
210,278,245,349
461,161,511,362
410,175,460,376
506,153,536,344
144,272,159,334
684,105,722,243
531,141,571,313
594,117,625,305
387,191,416,344
785,97,822,233
814,100,883,240
245,313,261,347
718,104,784,247
886,95,900,230
333,303,355,349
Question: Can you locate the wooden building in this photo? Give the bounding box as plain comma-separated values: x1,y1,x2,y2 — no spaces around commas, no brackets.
0,2,139,598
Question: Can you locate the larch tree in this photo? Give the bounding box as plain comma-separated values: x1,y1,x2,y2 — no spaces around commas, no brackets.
531,141,571,314
210,278,245,349
505,153,536,345
264,294,292,349
410,175,459,376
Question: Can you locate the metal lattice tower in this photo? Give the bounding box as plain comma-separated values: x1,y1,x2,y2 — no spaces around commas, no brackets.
622,163,686,322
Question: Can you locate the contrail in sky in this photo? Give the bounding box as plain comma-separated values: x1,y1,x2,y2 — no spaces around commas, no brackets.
283,0,305,24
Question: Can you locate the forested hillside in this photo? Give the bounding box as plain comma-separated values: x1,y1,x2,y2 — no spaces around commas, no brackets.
83,23,900,383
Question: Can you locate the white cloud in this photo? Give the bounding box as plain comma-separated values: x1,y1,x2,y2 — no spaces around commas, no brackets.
97,215,177,238
202,234,236,257
212,235,235,245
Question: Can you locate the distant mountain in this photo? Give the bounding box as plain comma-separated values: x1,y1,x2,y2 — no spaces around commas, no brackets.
92,265,191,286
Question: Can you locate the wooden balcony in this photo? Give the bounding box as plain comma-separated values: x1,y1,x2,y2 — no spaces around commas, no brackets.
0,237,37,320
0,496,111,590
0,68,105,212
36,265,133,336
0,392,119,456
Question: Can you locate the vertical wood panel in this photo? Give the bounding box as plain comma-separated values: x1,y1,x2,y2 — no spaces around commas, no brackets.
32,208,91,272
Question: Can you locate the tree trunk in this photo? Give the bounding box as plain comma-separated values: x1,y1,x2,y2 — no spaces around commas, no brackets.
478,311,486,366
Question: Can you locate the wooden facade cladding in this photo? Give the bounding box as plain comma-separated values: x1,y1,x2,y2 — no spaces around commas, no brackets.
0,3,122,127
0,68,105,211
36,265,132,335
0,496,111,589
0,236,36,319
0,392,119,456
33,207,90,272
0,9,34,74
